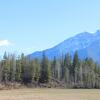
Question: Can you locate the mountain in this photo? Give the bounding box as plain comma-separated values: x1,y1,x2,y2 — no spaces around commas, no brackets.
28,30,100,62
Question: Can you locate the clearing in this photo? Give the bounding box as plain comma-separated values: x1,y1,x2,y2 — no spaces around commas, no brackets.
0,88,99,100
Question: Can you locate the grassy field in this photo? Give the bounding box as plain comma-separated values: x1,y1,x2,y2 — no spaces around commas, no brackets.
0,88,99,100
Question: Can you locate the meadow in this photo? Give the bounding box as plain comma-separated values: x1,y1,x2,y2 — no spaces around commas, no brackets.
0,89,99,100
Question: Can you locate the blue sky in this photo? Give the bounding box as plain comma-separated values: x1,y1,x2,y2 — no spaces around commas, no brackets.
0,0,100,56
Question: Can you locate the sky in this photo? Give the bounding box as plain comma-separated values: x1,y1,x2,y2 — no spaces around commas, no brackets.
0,0,100,56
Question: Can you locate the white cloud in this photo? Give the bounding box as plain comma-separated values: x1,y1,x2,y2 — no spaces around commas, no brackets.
0,40,12,47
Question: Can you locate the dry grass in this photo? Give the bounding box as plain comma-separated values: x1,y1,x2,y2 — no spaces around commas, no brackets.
0,88,99,100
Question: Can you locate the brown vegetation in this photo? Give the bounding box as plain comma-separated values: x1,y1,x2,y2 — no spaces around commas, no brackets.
0,89,100,100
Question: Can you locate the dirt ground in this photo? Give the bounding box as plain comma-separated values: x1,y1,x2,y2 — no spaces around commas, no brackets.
0,88,99,100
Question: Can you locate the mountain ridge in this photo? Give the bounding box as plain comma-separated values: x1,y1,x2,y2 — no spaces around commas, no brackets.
28,30,100,62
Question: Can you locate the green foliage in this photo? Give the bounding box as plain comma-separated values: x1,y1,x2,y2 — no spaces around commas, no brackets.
16,56,21,82
31,58,40,83
0,51,100,88
39,53,51,83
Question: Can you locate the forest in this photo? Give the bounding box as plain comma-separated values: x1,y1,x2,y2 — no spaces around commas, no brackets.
0,51,100,89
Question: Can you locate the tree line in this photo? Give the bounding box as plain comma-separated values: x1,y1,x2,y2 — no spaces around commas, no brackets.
0,51,100,88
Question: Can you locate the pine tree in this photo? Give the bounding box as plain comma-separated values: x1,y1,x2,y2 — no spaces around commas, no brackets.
31,59,40,83
16,56,22,82
23,58,32,84
64,53,71,84
73,51,79,83
51,57,57,79
39,53,51,83
20,53,25,82
2,52,10,83
10,54,16,82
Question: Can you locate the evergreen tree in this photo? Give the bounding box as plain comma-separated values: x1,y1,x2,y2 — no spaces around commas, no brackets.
23,58,32,83
20,53,25,82
39,53,51,83
10,54,16,82
16,56,22,82
2,52,10,83
51,57,56,78
31,59,40,83
72,51,79,83
0,51,100,88
64,53,71,84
